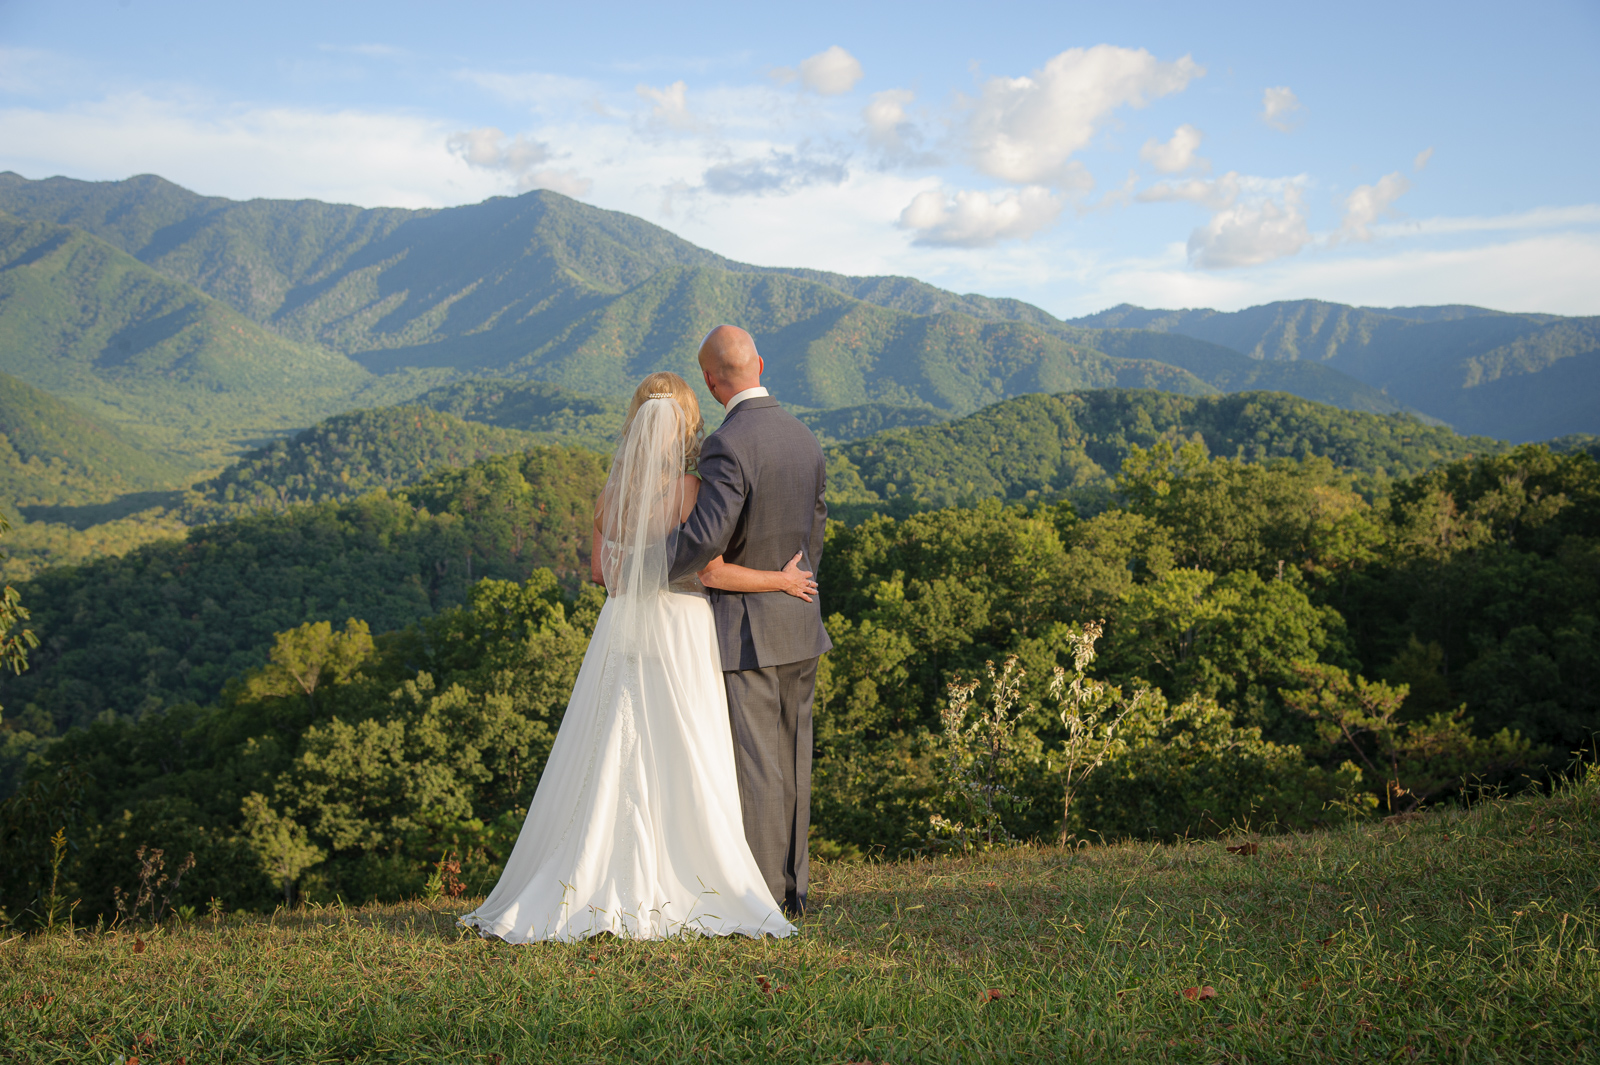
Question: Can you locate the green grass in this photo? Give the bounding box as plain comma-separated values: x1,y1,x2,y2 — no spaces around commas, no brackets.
4,772,1598,1063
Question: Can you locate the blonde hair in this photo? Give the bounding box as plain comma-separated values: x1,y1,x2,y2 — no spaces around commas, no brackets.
620,371,703,469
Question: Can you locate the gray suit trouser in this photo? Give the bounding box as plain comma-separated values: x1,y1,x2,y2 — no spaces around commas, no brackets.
723,656,817,915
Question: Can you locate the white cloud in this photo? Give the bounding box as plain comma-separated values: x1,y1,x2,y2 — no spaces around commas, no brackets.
1188,186,1311,268
898,185,1063,247
446,126,591,197
1139,124,1206,173
1065,233,1600,319
0,93,509,208
1261,86,1303,131
1338,171,1410,242
968,45,1204,187
1372,203,1600,238
798,46,864,96
1414,147,1434,172
1088,170,1140,212
636,80,697,130
1137,170,1241,210
702,151,848,196
864,88,914,143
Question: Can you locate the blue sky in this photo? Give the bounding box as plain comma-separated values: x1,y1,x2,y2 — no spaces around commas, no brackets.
2,0,1597,316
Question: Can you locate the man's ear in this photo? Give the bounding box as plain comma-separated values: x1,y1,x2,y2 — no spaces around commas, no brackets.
757,356,765,378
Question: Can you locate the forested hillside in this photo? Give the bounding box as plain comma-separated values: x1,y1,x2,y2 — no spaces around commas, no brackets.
0,371,185,511
825,389,1506,511
1073,300,1600,441
187,406,559,520
0,211,408,465
4,439,1591,917
0,445,605,757
411,379,626,449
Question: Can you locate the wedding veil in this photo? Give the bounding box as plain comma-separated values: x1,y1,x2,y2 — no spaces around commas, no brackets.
597,391,690,654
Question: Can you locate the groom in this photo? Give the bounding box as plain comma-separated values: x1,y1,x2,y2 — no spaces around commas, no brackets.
671,325,832,917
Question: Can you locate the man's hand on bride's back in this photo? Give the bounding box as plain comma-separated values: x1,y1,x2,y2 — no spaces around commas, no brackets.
779,551,818,602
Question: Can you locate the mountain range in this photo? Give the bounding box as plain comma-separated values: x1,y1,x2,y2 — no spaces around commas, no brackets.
8,173,1535,451
0,169,1593,528
1072,302,1600,442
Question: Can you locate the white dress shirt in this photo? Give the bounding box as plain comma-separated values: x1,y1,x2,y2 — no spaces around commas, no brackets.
723,385,770,413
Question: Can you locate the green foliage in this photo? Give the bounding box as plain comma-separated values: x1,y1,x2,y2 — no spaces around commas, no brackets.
0,514,38,715
0,446,608,739
929,656,1043,852
186,407,554,521
1070,693,1374,841
241,792,326,906
1342,446,1600,748
1047,621,1150,839
1099,566,1348,739
824,389,1503,513
1283,663,1547,811
1,417,1593,914
0,766,85,929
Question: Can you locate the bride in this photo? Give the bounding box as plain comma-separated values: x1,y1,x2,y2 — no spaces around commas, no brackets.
459,372,813,941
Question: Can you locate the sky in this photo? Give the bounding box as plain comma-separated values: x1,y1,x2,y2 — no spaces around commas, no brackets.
2,0,1598,318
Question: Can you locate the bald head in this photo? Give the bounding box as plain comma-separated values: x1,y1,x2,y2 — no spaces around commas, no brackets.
697,324,764,405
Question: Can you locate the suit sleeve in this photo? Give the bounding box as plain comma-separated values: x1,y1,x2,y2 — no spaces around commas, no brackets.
670,433,748,580
810,451,827,575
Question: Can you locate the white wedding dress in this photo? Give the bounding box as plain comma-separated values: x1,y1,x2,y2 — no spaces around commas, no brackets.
459,396,795,943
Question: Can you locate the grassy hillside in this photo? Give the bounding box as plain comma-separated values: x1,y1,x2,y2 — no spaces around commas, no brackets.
0,212,407,465
1073,300,1599,440
825,388,1507,509
4,773,1596,1062
0,371,186,511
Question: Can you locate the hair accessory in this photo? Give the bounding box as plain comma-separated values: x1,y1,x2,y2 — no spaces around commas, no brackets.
648,392,673,399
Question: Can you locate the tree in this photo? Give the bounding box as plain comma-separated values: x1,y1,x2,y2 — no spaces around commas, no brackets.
1282,663,1546,812
1048,621,1149,841
244,619,375,711
241,792,325,906
0,514,38,723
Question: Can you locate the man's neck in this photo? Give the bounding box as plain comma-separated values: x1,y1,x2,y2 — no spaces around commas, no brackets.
723,385,769,413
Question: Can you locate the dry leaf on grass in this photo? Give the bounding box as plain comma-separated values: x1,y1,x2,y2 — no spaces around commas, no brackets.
1226,842,1259,856
133,938,146,954
1179,985,1217,1001
979,989,1006,1004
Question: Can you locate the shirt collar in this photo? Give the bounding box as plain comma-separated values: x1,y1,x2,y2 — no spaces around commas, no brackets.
723,385,770,413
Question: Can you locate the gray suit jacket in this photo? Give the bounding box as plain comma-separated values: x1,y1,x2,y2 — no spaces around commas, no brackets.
670,396,833,671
